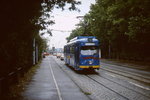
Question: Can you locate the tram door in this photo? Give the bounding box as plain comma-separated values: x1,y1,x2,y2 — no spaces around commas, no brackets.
75,46,79,67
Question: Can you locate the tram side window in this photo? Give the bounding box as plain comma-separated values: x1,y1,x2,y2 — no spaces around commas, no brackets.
72,46,75,53
64,47,66,53
69,47,71,53
65,47,66,53
66,47,67,53
67,47,70,53
80,46,99,55
70,46,74,54
70,47,72,54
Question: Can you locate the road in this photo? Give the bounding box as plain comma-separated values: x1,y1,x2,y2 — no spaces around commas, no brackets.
22,56,150,100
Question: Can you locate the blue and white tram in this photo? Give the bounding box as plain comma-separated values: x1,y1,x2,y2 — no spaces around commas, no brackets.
64,36,100,70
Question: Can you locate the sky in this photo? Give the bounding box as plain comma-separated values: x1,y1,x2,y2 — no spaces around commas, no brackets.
44,0,95,49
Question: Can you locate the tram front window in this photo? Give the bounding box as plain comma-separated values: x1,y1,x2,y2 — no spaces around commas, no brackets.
80,46,99,55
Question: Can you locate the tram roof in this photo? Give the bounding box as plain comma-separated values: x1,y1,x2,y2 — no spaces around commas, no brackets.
66,36,99,46
70,36,96,42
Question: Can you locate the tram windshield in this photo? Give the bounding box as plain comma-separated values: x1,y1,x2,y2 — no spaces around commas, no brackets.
80,46,99,55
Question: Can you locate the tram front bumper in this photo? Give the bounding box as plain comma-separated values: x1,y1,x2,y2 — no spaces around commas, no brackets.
79,65,100,69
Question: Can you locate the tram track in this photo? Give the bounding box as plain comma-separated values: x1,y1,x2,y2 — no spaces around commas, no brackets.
99,70,150,91
83,73,150,100
101,63,150,80
54,59,126,100
53,56,150,100
100,66,150,84
86,73,150,99
85,75,129,100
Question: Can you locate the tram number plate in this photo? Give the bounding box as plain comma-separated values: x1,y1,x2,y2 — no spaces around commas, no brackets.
85,43,95,45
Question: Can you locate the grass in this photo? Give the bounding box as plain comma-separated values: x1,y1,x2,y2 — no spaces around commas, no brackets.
9,64,40,100
83,92,92,95
80,89,92,95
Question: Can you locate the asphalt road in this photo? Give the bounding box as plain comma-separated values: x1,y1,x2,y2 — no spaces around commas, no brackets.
22,56,150,100
22,56,90,100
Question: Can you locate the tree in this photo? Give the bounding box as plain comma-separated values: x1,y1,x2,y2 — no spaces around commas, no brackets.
0,0,81,77
88,0,150,60
67,0,150,61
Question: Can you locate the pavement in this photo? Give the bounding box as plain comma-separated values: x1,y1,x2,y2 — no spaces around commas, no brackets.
22,56,90,100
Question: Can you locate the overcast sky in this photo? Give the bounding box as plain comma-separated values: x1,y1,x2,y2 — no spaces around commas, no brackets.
45,0,95,49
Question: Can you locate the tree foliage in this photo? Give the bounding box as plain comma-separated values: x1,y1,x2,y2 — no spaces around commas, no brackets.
0,0,80,77
67,0,150,61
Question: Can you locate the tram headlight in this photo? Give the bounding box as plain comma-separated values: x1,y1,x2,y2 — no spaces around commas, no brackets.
89,61,93,64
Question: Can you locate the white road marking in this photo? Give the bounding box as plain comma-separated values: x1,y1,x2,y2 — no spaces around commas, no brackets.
105,73,116,77
49,63,63,100
129,81,150,91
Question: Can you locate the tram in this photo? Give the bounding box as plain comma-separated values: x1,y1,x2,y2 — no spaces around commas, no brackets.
64,36,100,70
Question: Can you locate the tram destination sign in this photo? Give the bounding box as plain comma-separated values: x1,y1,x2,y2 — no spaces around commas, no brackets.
85,43,95,46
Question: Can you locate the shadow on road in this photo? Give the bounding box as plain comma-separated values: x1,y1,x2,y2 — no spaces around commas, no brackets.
65,64,99,75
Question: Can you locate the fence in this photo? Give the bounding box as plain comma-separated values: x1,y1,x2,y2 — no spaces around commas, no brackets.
0,67,27,99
